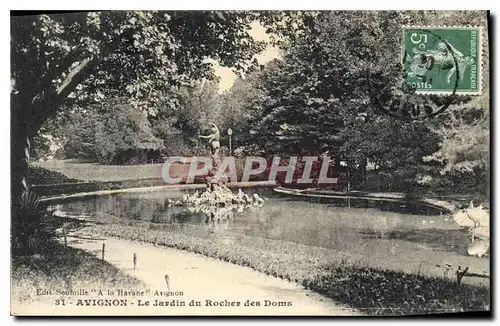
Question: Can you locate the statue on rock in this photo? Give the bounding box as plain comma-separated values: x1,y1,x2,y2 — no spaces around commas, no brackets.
189,122,266,223
199,122,225,188
198,122,221,168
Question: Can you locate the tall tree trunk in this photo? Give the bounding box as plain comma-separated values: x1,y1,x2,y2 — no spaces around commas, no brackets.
11,97,32,213
359,157,367,187
10,55,97,214
12,127,30,198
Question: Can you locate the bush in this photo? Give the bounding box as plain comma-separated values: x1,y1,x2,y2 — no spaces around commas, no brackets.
11,191,58,256
28,165,80,185
110,148,163,165
63,98,163,164
161,137,207,157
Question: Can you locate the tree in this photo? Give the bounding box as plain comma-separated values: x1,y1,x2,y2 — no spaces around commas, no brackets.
340,112,441,190
175,80,220,142
423,95,490,198
96,100,163,164
256,10,487,122
11,10,266,200
243,11,488,190
62,109,98,162
215,70,265,147
63,98,163,164
150,79,221,156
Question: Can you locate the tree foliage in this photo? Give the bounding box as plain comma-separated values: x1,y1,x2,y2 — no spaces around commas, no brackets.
11,11,265,132
150,80,221,156
216,70,265,146
59,80,225,161
422,95,490,197
424,97,489,174
64,98,163,164
12,10,490,196
228,11,488,191
10,10,272,199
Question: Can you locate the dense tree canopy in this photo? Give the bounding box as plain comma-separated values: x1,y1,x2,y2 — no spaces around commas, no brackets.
11,11,265,131
63,97,162,164
215,11,489,192
13,10,490,198
11,10,270,198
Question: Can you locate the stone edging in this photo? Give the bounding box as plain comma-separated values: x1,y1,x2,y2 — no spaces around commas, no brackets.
273,187,456,214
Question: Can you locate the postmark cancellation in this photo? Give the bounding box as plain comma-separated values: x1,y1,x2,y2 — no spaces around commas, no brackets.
402,26,483,95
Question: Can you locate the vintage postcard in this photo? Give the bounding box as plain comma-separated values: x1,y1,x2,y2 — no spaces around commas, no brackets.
10,10,490,316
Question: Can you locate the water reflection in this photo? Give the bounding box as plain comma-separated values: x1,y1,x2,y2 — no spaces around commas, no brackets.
55,187,466,255
56,190,267,234
54,188,489,280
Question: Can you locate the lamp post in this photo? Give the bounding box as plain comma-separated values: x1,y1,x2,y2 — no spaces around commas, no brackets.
227,128,233,156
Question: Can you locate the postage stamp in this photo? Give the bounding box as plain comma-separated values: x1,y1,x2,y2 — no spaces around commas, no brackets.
402,27,482,95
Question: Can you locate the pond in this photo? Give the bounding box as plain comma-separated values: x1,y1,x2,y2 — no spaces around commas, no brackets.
55,187,489,279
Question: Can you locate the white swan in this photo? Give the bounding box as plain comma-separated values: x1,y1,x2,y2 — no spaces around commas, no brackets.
466,201,489,227
470,226,489,241
452,209,475,228
451,201,490,257
467,238,489,258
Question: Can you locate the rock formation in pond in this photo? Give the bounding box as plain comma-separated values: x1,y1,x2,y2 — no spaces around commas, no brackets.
183,122,265,221
167,185,265,224
169,184,265,208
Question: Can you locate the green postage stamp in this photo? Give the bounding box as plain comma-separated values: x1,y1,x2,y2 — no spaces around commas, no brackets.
402,27,482,94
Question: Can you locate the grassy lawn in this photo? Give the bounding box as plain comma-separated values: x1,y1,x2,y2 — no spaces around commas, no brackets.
77,222,490,316
33,159,163,183
11,244,145,305
30,160,188,197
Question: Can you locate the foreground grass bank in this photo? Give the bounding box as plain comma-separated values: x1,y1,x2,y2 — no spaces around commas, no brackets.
78,222,490,316
11,244,145,305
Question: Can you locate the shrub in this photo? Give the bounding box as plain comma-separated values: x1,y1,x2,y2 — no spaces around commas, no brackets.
28,166,79,185
11,191,57,256
63,98,163,164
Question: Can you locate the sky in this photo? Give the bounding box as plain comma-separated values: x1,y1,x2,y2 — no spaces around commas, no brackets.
211,21,281,93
